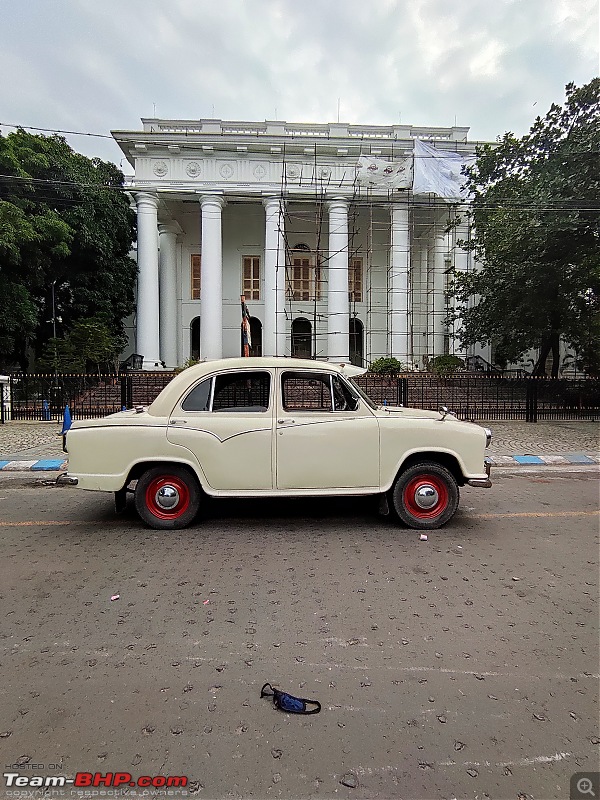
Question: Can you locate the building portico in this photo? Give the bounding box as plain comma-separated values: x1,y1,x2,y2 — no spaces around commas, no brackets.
114,119,484,369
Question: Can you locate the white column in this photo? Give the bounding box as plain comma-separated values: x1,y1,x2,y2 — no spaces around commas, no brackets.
327,197,350,362
390,203,410,364
199,194,225,361
410,240,427,366
135,192,161,369
432,223,448,357
158,223,179,368
451,206,471,357
263,196,286,356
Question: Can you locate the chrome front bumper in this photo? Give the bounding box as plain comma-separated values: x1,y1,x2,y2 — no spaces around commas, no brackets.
467,458,492,488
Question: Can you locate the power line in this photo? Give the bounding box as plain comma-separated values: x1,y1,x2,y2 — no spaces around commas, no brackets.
0,122,114,139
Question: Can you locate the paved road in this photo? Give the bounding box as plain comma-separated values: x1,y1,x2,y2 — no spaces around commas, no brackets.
1,471,598,799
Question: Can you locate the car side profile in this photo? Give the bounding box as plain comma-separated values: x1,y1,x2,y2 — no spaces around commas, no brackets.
65,358,492,530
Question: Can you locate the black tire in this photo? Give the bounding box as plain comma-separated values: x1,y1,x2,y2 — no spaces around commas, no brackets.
392,461,459,530
134,465,201,530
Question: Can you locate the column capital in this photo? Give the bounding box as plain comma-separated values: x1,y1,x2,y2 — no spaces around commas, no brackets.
263,194,286,210
158,221,182,237
388,198,410,212
326,196,349,212
134,190,159,210
197,192,226,210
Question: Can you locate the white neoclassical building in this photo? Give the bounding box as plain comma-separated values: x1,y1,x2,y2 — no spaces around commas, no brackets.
112,118,490,370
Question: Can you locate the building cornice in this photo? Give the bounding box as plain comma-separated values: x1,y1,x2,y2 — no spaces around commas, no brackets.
112,118,486,168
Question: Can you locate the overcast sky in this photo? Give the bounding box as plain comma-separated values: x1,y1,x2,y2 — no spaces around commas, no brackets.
1,0,598,170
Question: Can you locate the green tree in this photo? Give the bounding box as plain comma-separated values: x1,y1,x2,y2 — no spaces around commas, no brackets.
450,79,600,377
37,317,129,375
0,129,137,371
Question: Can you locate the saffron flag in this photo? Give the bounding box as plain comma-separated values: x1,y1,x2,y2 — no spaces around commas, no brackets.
241,295,252,357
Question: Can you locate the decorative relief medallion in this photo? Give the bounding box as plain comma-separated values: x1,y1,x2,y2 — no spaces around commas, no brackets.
253,164,267,180
152,160,168,177
318,166,331,179
286,164,300,179
185,161,201,178
219,162,234,179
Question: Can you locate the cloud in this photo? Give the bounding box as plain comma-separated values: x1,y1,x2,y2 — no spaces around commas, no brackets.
0,0,597,164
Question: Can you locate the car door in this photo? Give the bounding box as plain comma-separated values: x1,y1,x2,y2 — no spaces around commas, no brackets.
275,369,379,490
166,369,274,491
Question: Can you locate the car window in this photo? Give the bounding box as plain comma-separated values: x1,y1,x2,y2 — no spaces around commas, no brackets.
281,372,333,411
332,376,359,411
182,377,212,411
212,371,270,412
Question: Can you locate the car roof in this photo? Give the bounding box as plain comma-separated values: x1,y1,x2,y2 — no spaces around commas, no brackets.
148,357,366,416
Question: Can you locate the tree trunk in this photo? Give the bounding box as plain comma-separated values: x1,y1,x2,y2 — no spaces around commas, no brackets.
550,329,560,378
533,335,552,376
534,330,561,377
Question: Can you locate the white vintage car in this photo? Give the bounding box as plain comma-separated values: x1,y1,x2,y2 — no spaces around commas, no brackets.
65,358,492,530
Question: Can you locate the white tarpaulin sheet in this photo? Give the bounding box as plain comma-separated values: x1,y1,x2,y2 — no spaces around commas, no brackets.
356,155,412,189
412,140,476,201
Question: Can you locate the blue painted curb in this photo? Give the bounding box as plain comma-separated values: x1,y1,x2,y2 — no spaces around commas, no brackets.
0,459,68,471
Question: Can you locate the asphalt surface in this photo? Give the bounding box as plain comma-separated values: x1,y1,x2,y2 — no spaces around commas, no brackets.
1,469,598,799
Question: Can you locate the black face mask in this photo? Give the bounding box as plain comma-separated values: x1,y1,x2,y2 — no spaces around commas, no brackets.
260,683,321,715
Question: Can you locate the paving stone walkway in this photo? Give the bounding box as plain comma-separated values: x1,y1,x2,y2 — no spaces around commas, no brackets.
0,419,597,471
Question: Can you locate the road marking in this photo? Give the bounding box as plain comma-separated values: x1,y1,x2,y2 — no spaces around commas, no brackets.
1,509,598,527
354,752,572,776
475,510,599,519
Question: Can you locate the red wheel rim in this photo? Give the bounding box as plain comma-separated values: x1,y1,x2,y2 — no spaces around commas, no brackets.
403,474,449,519
145,475,191,520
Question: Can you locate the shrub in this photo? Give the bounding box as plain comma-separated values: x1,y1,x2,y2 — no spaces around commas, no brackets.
428,355,465,375
368,357,406,375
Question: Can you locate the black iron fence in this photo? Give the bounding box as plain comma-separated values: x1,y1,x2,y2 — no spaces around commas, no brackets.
5,371,600,422
7,372,176,421
377,374,600,422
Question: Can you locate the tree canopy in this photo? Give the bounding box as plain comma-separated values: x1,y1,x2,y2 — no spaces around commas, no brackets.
450,79,600,377
0,129,137,371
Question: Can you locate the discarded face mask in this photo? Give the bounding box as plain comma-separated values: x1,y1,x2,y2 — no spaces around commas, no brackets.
260,683,321,715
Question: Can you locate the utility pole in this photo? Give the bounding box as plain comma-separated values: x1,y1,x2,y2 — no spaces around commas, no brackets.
51,280,58,374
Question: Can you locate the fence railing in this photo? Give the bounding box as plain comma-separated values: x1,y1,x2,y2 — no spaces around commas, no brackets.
5,371,600,422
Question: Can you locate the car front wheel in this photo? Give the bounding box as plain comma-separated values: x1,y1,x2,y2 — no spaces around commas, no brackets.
392,462,459,530
134,465,201,530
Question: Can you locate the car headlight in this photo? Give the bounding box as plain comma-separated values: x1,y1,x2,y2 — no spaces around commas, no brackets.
483,427,492,448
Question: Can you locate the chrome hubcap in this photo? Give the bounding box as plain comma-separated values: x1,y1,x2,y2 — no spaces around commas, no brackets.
414,485,438,509
155,485,180,510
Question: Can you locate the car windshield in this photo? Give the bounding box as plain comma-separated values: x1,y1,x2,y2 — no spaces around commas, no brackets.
346,376,378,410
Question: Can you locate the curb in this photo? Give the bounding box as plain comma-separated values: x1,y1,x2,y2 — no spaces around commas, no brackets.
0,455,597,472
489,454,598,466
0,459,68,471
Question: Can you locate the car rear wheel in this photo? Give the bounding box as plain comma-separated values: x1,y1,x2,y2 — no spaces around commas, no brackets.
134,466,201,530
392,462,459,530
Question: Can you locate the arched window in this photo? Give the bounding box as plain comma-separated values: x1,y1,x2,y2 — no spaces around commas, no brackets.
349,317,364,367
291,317,312,359
190,317,200,361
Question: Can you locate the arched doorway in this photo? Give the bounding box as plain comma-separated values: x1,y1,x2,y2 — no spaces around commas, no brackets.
349,318,364,367
291,317,312,359
241,317,263,356
249,317,262,357
190,317,200,361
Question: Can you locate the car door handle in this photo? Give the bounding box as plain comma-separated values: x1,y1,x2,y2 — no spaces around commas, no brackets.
277,419,295,424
